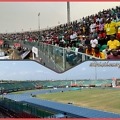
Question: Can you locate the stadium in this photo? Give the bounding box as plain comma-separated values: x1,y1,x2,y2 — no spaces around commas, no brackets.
0,2,120,118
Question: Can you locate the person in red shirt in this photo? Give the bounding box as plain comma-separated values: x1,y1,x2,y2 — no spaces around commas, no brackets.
107,50,120,59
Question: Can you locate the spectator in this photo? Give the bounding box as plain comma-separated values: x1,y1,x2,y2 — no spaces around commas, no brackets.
78,44,84,53
70,31,77,41
112,15,117,22
9,49,21,59
85,45,94,56
90,36,98,48
116,19,120,41
65,45,71,53
89,21,96,33
84,36,90,46
116,9,120,20
93,47,105,59
107,35,120,50
81,36,86,45
102,46,110,59
98,30,106,46
92,30,98,39
104,18,116,43
95,21,100,32
107,50,120,59
99,21,105,32
85,22,90,35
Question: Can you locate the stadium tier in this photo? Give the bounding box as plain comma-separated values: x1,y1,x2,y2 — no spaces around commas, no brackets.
0,80,113,94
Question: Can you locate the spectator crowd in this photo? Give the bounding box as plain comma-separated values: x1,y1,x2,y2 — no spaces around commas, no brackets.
0,5,120,60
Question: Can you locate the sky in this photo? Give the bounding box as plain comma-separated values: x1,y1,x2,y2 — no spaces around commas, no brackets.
0,60,119,81
0,2,119,33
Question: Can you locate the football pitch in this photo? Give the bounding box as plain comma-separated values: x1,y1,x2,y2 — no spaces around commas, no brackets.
36,88,120,114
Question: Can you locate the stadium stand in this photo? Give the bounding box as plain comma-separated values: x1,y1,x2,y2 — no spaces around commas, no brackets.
0,5,120,71
0,79,113,94
0,5,120,118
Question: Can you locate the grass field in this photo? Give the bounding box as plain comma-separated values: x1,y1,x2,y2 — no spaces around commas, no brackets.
36,88,120,114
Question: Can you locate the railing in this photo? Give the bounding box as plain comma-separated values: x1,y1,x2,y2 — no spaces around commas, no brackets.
0,98,54,118
4,39,99,72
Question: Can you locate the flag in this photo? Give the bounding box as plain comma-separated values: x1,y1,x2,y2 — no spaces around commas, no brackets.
38,12,40,16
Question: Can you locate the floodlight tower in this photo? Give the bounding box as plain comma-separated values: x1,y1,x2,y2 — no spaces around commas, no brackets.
67,2,70,24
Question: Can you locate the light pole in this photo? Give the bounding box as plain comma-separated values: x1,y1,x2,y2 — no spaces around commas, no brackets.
67,2,70,24
38,12,41,41
38,13,40,31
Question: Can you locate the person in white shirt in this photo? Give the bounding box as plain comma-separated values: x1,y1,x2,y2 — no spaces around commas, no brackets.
90,37,98,48
70,31,77,40
90,21,96,33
